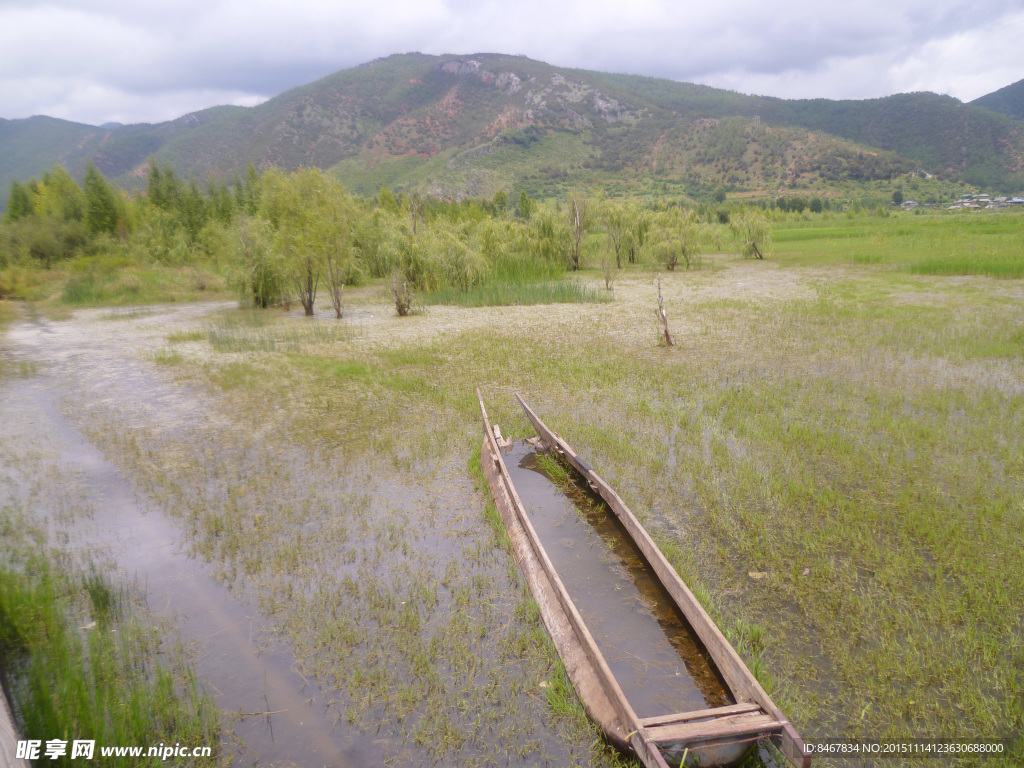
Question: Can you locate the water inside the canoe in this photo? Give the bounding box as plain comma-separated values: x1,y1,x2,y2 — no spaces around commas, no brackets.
502,440,733,718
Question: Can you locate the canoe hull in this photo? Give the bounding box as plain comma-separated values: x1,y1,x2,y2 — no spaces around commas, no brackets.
477,391,809,768
481,436,630,749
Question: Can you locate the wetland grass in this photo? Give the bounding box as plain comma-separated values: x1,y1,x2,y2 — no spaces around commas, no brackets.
58,262,229,306
423,277,611,307
31,211,1023,766
175,274,1021,761
773,211,1024,278
422,258,611,307
0,547,218,765
205,311,355,353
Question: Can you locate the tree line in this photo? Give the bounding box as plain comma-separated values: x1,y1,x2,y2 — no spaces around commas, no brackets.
1,160,775,311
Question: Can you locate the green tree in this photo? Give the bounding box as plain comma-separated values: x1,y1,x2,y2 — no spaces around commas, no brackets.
261,168,360,316
177,180,209,243
492,189,508,215
4,182,34,223
654,208,700,271
235,216,283,308
731,209,772,259
378,184,399,214
147,158,181,211
83,163,119,237
624,206,650,264
35,166,85,223
517,190,535,220
526,210,566,266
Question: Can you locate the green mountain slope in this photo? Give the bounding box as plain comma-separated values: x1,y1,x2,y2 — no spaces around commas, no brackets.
0,116,100,190
971,79,1024,121
4,53,1024,210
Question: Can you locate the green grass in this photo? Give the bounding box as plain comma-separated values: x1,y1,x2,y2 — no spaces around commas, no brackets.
56,258,229,306
909,254,1024,278
423,276,611,307
422,256,612,307
23,209,1024,767
0,548,218,765
773,210,1024,277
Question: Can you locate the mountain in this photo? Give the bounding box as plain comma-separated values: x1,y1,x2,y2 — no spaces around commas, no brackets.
4,53,1024,210
971,79,1024,121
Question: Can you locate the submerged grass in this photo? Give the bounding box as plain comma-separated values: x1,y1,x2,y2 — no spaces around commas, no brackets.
204,313,355,353
168,248,1022,764
12,210,1024,767
0,524,218,765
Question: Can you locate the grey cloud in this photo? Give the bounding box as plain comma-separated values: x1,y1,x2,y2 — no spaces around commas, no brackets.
0,0,1021,124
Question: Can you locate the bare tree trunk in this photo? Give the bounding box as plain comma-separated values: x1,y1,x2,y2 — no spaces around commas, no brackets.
329,283,343,318
656,273,673,346
567,194,588,270
570,199,581,270
327,253,345,318
601,252,614,291
294,258,319,316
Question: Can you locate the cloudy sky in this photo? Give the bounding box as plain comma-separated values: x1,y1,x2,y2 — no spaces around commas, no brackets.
2,0,1022,126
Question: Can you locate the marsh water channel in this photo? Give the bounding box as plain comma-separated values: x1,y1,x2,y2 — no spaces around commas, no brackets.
0,305,379,767
0,302,616,767
502,440,731,718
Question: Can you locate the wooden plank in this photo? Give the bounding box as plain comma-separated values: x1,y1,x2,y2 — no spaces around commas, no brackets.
514,393,811,768
774,722,813,768
640,702,763,728
630,732,674,768
646,713,780,744
1,682,31,768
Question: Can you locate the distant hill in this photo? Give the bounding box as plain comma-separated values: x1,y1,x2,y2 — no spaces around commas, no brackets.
971,79,1024,121
4,53,1024,210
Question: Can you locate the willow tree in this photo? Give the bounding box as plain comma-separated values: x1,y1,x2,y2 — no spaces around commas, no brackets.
731,209,772,259
624,205,650,265
653,208,701,271
261,168,341,316
320,183,359,318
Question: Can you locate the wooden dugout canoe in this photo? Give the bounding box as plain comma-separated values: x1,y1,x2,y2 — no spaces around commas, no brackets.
477,390,810,768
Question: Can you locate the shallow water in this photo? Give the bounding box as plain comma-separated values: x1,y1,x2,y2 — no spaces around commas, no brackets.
502,440,732,718
0,308,378,767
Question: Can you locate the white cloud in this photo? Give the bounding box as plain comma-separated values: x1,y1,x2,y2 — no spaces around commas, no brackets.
0,0,1020,124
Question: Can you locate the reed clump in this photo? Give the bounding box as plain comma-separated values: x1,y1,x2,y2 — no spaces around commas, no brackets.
0,552,218,764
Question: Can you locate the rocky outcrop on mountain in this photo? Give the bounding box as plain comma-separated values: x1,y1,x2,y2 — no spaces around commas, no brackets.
439,60,522,94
